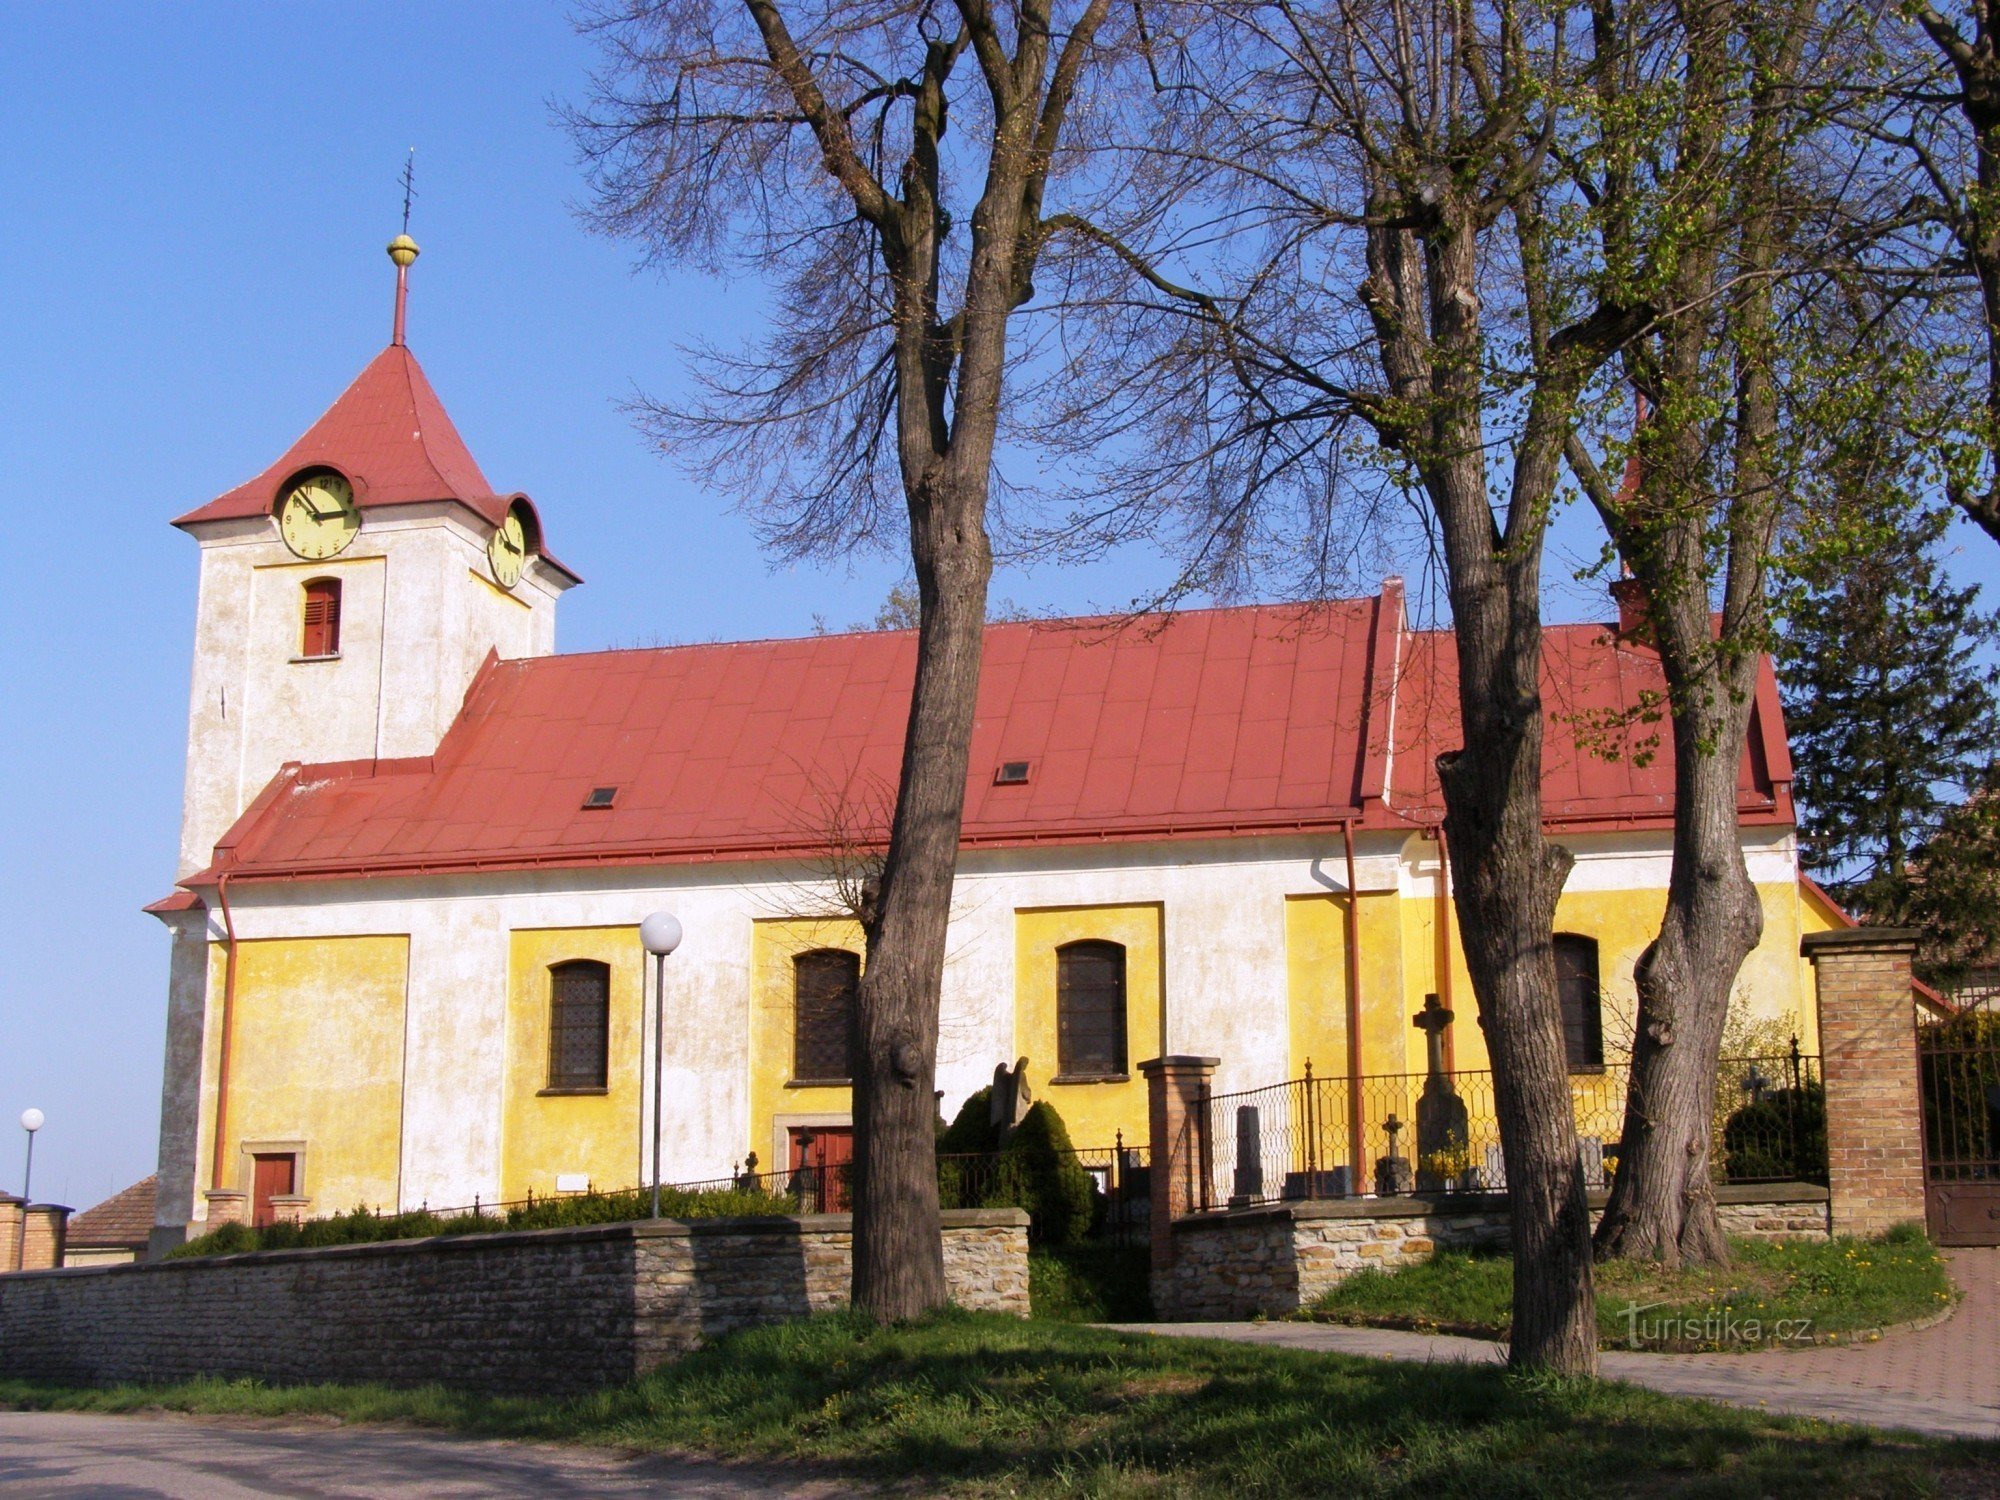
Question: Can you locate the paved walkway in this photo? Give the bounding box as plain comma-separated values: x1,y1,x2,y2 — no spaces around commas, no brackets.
1119,1247,2000,1444
0,1411,861,1498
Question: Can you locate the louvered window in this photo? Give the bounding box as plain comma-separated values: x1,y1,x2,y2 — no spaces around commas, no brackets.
547,960,611,1090
301,578,342,658
1057,940,1128,1077
1555,935,1605,1070
793,949,859,1082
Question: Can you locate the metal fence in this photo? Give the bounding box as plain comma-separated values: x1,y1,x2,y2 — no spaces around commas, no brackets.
1183,1047,1825,1212
937,1136,1151,1244
1919,997,2000,1186
395,1139,1152,1242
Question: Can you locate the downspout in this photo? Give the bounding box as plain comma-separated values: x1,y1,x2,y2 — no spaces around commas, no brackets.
1434,824,1455,1073
1341,819,1365,1194
209,873,241,1194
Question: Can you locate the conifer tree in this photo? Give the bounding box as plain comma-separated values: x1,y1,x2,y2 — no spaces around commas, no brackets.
1780,504,1999,966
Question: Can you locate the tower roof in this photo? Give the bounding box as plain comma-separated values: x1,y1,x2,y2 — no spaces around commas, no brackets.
173,342,522,533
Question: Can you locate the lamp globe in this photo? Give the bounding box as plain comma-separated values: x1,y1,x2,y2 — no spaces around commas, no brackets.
640,911,683,957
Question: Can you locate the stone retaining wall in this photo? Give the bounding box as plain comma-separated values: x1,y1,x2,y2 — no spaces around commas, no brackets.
1158,1185,1830,1319
0,1209,1028,1394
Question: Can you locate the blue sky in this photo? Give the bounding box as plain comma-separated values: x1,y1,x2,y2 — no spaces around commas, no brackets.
2,2,1994,1211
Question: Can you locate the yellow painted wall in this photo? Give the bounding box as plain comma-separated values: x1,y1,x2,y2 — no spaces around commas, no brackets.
204,936,408,1216
501,927,646,1200
1288,876,1824,1092
1286,892,1410,1082
1014,904,1162,1147
749,917,864,1168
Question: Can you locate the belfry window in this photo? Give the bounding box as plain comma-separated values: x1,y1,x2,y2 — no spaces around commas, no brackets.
301,578,342,658
1554,934,1605,1071
547,960,611,1091
1056,940,1128,1078
793,949,859,1083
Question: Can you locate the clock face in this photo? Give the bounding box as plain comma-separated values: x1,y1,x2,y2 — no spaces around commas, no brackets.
488,509,527,589
277,473,360,560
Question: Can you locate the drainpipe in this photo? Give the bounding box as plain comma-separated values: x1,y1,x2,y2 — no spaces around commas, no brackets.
1341,820,1365,1193
209,873,241,1193
1434,824,1455,1073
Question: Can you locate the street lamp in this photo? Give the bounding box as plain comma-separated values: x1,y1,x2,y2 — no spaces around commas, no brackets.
16,1109,43,1273
639,912,683,1219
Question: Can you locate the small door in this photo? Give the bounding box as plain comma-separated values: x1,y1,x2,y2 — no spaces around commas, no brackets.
787,1127,854,1213
251,1153,296,1228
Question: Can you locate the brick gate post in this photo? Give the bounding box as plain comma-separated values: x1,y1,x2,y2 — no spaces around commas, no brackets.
1138,1055,1219,1282
1803,928,1926,1239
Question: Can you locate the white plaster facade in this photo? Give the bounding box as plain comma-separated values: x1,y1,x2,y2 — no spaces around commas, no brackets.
151,823,1812,1236
174,505,566,876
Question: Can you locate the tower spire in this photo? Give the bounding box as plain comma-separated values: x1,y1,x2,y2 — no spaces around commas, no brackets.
388,149,419,346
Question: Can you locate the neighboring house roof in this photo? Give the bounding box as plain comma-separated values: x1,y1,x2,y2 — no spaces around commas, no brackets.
175,584,1795,890
169,343,573,580
64,1176,155,1249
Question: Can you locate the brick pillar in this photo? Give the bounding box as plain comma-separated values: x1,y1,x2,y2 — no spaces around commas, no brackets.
1804,928,1926,1239
203,1189,249,1230
1139,1056,1219,1278
21,1206,68,1270
0,1196,19,1273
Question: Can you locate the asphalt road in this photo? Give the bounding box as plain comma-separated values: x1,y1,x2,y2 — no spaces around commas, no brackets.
0,1411,863,1498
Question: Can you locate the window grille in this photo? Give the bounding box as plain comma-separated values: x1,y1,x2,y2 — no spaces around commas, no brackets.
1056,939,1128,1076
548,960,611,1090
1555,934,1605,1069
793,949,859,1082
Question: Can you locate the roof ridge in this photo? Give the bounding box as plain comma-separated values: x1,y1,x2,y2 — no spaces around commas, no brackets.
390,344,454,497
538,596,1381,663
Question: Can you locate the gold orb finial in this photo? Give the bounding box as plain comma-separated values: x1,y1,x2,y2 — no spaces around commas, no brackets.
387,234,420,269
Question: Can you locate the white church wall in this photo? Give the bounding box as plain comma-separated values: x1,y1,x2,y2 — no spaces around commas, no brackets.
162,823,1790,1223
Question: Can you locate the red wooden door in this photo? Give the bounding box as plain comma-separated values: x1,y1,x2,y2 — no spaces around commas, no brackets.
787,1127,854,1212
251,1153,295,1228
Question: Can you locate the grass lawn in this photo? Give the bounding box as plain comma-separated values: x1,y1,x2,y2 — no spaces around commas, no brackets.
1306,1227,1957,1350
4,1311,1996,1496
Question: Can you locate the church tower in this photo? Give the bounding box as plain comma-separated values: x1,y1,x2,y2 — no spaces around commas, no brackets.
169,235,579,876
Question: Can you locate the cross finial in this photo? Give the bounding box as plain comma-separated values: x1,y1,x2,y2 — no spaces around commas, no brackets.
386,150,421,347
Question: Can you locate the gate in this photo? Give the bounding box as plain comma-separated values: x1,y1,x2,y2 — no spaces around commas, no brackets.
1919,981,2000,1246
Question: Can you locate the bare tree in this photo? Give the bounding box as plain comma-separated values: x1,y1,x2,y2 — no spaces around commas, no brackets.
1872,1,2000,545
1037,0,1657,1373
569,0,1138,1318
1553,0,1827,1266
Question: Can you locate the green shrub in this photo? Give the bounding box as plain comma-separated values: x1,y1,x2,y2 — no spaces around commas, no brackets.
1029,1244,1153,1322
1720,1083,1825,1182
166,1184,793,1259
938,1086,998,1156
1000,1101,1095,1246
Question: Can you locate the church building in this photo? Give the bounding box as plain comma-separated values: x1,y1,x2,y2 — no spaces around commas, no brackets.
145,239,1845,1248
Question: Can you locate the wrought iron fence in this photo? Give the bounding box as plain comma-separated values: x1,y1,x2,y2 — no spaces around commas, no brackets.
1184,1048,1824,1212
397,1140,1152,1241
1919,1000,2000,1185
938,1137,1151,1244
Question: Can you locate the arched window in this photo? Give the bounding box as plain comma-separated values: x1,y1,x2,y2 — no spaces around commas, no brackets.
301,578,342,658
547,960,611,1091
1554,934,1605,1070
1056,940,1128,1078
793,949,859,1082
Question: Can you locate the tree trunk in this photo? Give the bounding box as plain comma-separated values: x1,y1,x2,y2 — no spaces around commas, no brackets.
850,483,993,1320
1593,656,1763,1265
1438,594,1597,1375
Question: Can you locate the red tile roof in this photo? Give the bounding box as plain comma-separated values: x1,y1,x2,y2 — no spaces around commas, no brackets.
178,588,1793,889
65,1176,155,1249
172,344,546,549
